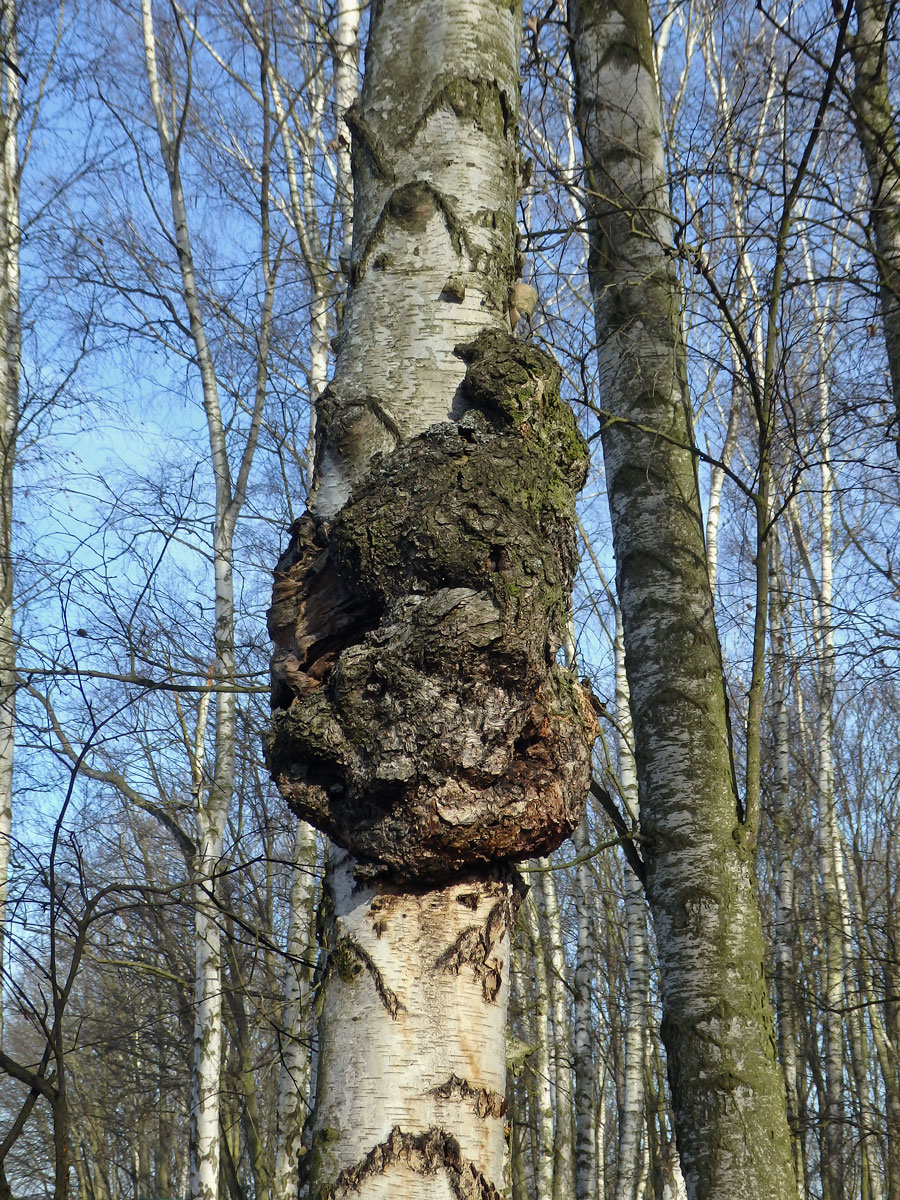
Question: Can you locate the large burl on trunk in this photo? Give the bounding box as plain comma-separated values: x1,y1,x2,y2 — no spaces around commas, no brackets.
265,329,595,880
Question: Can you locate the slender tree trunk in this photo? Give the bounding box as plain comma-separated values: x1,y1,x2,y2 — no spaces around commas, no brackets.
522,894,554,1200
536,866,575,1200
572,817,597,1200
613,611,650,1200
0,0,20,1058
140,7,275,1197
266,1,594,1196
333,0,361,253
769,536,807,1199
272,821,317,1200
849,0,900,453
569,3,796,1196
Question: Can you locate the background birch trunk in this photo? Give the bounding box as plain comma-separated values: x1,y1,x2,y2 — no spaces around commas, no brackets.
271,821,317,1200
522,894,554,1200
848,0,900,453
569,1,796,1195
612,611,652,1200
140,6,275,1197
535,866,575,1200
266,0,593,1197
571,816,597,1200
0,0,19,1061
769,536,806,1199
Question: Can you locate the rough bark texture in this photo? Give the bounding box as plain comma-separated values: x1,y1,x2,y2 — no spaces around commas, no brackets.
569,1,796,1197
267,331,594,880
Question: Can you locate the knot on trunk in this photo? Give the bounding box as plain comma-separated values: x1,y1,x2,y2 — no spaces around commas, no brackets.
265,330,596,880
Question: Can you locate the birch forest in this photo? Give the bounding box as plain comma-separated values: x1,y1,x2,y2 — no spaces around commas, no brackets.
2,0,900,1198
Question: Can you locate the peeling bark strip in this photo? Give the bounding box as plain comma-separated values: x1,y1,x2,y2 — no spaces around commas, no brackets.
569,1,796,1197
266,330,596,880
327,1126,500,1200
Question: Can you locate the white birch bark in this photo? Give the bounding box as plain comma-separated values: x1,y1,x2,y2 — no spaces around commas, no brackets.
334,0,361,253
272,820,318,1200
612,610,651,1200
569,2,796,1194
139,7,273,1197
571,817,597,1200
311,0,521,517
309,850,512,1200
769,535,806,1199
535,867,575,1200
811,359,846,1200
0,0,19,1058
522,894,554,1200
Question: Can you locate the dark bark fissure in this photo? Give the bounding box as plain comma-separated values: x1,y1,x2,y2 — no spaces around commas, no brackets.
436,892,516,1003
266,329,596,880
429,1075,508,1119
327,935,404,1018
325,1127,501,1200
350,179,475,287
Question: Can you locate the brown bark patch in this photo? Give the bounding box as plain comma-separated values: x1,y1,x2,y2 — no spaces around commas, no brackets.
266,330,596,881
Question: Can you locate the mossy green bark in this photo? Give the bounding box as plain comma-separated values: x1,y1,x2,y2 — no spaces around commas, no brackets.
570,1,797,1196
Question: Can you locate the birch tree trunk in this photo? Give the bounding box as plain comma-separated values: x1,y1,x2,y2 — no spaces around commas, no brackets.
769,536,806,1199
569,3,796,1195
571,816,597,1200
140,6,275,1197
849,0,900,454
612,611,651,1200
536,866,575,1200
272,820,317,1200
523,893,555,1200
265,1,595,1196
0,0,20,1059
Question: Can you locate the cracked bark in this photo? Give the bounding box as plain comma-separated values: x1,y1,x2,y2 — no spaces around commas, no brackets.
569,0,796,1196
267,1,595,1196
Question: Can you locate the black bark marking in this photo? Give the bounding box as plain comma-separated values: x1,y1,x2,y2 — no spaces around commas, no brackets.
325,1126,501,1200
351,180,475,287
329,936,403,1019
436,897,514,1003
344,101,394,182
430,1075,508,1119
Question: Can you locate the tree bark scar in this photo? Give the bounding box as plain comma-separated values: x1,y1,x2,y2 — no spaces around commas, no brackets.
435,895,514,1002
266,329,597,880
430,1075,507,1119
329,935,404,1018
324,1126,502,1200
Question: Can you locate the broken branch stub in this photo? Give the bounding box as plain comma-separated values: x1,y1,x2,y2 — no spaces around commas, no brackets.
265,329,596,880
